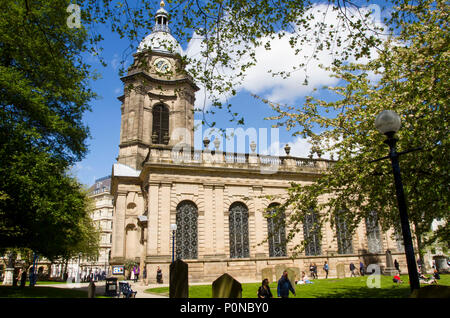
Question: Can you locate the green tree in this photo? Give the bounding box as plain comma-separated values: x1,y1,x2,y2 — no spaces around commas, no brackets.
0,0,98,260
261,0,449,260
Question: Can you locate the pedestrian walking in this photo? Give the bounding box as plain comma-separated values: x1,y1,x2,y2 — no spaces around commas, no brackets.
313,263,318,279
133,266,139,282
350,263,357,277
394,259,400,274
130,266,135,281
20,269,27,288
309,263,315,279
156,266,163,283
277,271,296,298
257,278,273,298
359,261,365,276
323,261,329,279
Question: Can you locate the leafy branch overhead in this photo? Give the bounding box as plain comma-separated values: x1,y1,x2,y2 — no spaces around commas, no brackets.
262,0,449,256
80,0,399,125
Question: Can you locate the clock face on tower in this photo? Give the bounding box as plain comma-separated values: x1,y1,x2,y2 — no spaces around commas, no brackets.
154,57,171,73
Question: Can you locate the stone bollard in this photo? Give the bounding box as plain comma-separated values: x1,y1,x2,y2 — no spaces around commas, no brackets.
88,281,96,298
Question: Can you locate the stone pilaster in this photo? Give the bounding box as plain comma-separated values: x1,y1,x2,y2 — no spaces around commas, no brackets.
202,184,215,257
147,183,159,256
253,186,267,257
159,182,172,255
213,185,226,257
112,192,127,260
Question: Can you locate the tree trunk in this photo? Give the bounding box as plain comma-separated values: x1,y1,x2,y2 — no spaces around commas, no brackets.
413,221,427,273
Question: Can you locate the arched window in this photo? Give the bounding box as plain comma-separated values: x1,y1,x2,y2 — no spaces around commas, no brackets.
335,212,353,254
267,203,287,257
152,104,169,144
229,202,250,258
303,210,321,256
176,201,198,259
366,210,382,253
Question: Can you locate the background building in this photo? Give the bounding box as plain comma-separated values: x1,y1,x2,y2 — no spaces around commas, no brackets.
84,175,114,277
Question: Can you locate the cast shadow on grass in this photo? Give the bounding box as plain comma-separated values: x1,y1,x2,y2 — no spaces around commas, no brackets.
309,285,411,298
0,284,108,298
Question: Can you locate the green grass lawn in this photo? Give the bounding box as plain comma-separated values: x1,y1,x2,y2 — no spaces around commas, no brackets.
145,274,450,298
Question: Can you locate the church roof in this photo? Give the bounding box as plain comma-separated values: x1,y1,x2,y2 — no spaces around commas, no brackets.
112,163,141,177
137,1,182,55
137,32,182,55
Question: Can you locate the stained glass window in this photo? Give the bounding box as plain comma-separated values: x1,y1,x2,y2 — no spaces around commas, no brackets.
267,203,287,257
229,202,250,258
304,210,321,256
176,201,198,259
336,212,353,254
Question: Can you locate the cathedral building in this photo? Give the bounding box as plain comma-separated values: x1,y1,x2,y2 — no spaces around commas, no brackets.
110,1,408,283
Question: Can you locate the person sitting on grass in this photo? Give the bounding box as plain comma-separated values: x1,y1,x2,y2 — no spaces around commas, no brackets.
296,271,313,285
418,271,437,285
393,272,403,285
433,269,441,281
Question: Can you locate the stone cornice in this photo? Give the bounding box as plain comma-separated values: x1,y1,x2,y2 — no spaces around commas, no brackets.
121,70,199,92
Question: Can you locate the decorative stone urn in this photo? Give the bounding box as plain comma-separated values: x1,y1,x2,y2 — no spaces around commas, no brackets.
203,137,210,148
213,138,221,151
284,144,291,156
250,141,257,153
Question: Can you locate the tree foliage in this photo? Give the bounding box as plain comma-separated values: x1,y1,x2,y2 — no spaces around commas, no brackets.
78,0,399,126
0,0,98,260
262,0,449,254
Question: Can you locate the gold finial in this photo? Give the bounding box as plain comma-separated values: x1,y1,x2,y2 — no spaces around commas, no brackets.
160,0,165,7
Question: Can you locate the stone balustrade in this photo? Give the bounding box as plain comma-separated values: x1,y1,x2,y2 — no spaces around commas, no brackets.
145,146,335,173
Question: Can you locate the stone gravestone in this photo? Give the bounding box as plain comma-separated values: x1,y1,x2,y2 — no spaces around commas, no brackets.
212,273,242,298
87,281,96,298
275,264,288,281
434,256,450,273
170,259,189,298
261,268,274,284
286,267,299,283
336,263,345,278
384,250,397,276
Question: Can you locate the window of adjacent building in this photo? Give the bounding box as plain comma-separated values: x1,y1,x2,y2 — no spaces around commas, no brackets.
176,200,198,260
365,210,382,253
336,212,353,254
229,202,250,259
303,210,322,256
266,203,287,257
152,104,169,144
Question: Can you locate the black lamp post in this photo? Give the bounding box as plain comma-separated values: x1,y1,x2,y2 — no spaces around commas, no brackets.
170,223,177,263
374,110,420,291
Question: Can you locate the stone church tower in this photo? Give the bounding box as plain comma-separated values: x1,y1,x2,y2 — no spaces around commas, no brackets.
110,1,409,283
117,0,198,170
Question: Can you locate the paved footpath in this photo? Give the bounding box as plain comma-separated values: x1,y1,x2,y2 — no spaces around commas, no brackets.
38,278,263,298
38,281,167,298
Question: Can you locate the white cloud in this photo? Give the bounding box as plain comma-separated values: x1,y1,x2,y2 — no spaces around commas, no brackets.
183,4,387,109
111,53,120,70
267,136,340,159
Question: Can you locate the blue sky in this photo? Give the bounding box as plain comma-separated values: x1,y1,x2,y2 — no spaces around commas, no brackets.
73,1,388,187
